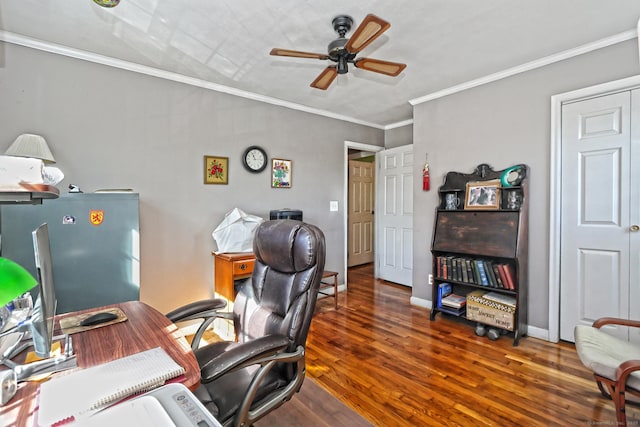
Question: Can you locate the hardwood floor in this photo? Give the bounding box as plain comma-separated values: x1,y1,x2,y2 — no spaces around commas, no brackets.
257,375,373,426
300,263,640,426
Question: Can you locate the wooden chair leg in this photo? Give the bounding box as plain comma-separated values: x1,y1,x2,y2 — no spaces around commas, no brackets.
596,378,613,399
331,273,338,310
320,271,339,310
595,374,628,426
613,386,627,426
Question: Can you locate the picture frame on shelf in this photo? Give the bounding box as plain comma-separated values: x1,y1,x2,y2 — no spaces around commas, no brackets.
465,179,501,210
204,155,229,185
271,158,292,188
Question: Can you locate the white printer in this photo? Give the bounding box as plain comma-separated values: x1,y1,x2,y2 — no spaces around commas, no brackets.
78,383,222,427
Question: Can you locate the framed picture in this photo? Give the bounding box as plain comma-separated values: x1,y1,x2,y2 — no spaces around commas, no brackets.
272,158,292,188
204,155,229,185
465,179,501,210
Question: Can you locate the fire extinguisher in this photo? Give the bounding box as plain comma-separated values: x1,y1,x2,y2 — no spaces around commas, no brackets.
423,161,430,191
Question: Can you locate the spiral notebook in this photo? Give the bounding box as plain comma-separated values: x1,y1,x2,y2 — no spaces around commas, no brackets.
37,347,185,426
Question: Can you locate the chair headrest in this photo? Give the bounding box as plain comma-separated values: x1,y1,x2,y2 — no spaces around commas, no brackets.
253,220,320,273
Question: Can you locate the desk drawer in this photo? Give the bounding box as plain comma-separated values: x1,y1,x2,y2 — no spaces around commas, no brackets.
233,259,254,276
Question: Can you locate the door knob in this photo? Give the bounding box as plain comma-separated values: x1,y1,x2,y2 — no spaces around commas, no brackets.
631,225,640,232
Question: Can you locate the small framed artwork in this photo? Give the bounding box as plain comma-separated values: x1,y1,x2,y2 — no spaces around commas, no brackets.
465,179,501,210
272,158,292,188
204,155,229,185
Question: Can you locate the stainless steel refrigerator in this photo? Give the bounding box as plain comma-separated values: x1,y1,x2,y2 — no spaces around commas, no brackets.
0,193,140,314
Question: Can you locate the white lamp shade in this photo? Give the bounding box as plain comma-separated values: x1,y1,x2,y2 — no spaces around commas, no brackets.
5,134,56,163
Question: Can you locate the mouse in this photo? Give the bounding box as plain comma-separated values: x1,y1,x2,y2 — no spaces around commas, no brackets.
80,312,118,327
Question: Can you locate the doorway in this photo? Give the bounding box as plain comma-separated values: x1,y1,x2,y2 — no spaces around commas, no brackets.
343,141,382,284
347,158,375,267
549,75,640,343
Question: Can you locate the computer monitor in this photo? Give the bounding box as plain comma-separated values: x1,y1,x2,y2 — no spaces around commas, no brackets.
0,224,58,357
29,223,57,358
0,224,66,383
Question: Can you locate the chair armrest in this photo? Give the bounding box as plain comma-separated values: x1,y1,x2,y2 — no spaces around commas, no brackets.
616,359,640,388
592,317,640,329
166,299,230,351
165,299,227,322
197,335,290,383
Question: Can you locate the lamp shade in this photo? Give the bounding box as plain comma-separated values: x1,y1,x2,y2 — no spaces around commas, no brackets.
0,257,38,307
5,134,56,163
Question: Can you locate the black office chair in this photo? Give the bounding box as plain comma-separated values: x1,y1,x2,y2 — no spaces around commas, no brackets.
166,220,325,427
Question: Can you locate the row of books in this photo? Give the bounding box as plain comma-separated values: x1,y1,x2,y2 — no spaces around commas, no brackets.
436,283,466,316
435,256,516,290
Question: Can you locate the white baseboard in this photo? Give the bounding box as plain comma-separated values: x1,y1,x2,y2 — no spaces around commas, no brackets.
526,325,551,342
410,296,431,309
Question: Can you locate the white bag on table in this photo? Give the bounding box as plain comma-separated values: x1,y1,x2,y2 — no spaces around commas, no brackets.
212,208,264,253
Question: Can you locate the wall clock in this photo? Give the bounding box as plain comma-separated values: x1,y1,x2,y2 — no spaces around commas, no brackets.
242,146,268,173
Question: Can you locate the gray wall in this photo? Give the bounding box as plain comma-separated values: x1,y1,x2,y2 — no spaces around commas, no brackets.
0,42,384,313
384,123,413,148
412,39,640,331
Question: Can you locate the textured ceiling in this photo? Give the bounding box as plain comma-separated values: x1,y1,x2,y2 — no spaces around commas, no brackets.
1,1,640,128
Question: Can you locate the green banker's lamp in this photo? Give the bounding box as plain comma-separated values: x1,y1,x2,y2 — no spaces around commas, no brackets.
0,258,38,406
0,257,37,308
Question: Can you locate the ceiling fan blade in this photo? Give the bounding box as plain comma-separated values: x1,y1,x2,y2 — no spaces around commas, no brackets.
270,48,329,60
354,58,406,77
344,14,391,54
310,66,338,90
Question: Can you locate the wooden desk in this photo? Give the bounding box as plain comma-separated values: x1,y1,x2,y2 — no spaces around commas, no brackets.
213,252,255,301
0,301,200,426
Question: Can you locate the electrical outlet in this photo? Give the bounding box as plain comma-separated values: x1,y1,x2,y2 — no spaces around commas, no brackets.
428,274,433,285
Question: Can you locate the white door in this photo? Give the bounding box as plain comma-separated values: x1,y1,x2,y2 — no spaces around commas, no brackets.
376,145,413,286
629,90,640,344
559,90,639,342
348,160,375,267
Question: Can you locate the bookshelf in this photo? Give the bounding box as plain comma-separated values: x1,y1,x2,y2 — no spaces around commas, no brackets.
429,163,528,346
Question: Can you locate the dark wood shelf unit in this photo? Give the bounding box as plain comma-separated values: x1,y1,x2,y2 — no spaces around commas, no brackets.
430,163,528,346
0,184,60,204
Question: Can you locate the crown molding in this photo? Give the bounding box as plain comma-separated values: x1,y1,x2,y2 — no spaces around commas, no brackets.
3,28,636,130
409,28,638,106
0,31,385,130
384,119,413,130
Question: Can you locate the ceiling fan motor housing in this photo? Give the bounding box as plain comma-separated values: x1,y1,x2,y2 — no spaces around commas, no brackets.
327,38,355,74
329,15,356,74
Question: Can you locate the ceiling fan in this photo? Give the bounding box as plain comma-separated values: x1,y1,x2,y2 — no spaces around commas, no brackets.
270,14,407,90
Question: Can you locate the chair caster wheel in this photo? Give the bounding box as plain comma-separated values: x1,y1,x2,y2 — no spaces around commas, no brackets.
475,324,486,337
487,328,501,341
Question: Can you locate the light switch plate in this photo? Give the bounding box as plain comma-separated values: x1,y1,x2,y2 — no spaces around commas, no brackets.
329,201,339,211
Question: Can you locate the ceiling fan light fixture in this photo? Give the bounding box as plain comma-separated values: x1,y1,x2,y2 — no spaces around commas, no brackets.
93,0,120,8
337,57,349,74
